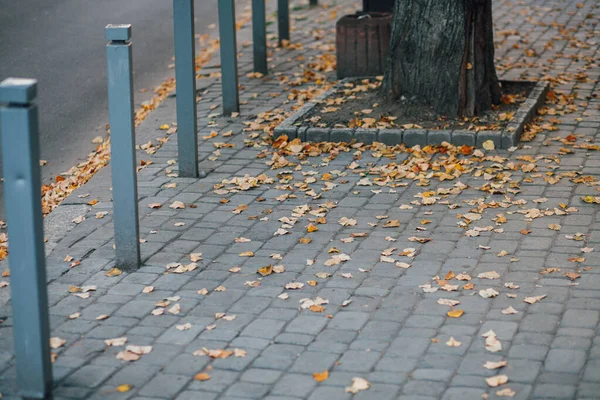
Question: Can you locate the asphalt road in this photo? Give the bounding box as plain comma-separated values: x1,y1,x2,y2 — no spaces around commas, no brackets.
0,0,219,219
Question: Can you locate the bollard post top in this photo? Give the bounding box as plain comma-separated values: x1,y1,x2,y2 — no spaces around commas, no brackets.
0,78,38,105
105,24,132,42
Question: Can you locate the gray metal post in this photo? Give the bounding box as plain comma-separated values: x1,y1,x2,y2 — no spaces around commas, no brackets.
278,0,290,43
105,25,141,271
0,78,52,399
173,0,199,177
252,0,268,74
218,0,240,115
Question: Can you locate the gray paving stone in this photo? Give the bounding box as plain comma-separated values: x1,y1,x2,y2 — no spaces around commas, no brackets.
271,373,317,398
544,349,587,373
63,365,119,388
137,373,189,398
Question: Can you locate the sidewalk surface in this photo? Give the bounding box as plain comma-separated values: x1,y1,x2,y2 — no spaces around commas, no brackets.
1,0,600,399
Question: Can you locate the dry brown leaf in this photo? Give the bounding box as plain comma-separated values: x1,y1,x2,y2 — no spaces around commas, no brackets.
524,294,546,304
564,272,581,281
345,377,370,394
49,337,66,349
194,373,211,381
483,360,508,370
479,288,500,298
496,388,516,397
478,271,500,280
169,201,185,209
105,267,122,277
285,282,304,290
438,298,460,307
105,337,127,347
383,220,400,228
190,253,203,262
501,306,519,315
486,374,508,387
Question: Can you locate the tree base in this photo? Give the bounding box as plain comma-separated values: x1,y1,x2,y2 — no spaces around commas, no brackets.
382,0,501,118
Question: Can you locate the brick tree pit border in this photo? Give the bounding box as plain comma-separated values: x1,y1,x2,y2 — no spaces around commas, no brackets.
273,79,549,149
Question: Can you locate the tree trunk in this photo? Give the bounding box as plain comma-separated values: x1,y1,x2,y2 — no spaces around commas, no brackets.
381,0,501,118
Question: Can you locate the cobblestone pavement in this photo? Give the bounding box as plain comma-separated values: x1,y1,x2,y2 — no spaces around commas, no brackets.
1,0,600,399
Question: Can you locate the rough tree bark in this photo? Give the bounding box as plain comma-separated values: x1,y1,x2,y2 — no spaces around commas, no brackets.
381,0,502,118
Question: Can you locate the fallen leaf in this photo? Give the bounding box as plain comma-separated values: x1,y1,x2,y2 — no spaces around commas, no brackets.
501,306,519,315
446,337,462,347
168,303,181,315
482,330,502,353
313,370,329,382
564,272,581,281
484,360,508,370
169,201,185,209
383,220,400,228
239,251,254,257
116,384,133,393
68,312,80,320
285,282,304,290
486,374,508,387
479,288,500,298
447,309,464,318
496,388,516,397
194,373,211,381
438,298,460,307
257,265,273,276
524,294,546,304
105,267,122,277
345,377,370,394
49,337,66,349
142,286,154,294
190,253,203,262
176,322,192,331
478,271,500,280
105,337,127,347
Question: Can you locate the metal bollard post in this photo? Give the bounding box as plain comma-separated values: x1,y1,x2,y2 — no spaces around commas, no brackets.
173,0,200,177
252,0,268,74
105,25,141,271
0,78,52,399
278,0,290,43
218,0,240,115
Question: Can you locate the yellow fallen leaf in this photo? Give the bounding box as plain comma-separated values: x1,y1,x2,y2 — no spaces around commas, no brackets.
307,223,319,233
313,370,329,382
239,252,254,257
116,384,133,393
194,373,211,381
257,265,273,276
447,309,464,318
